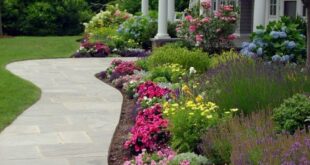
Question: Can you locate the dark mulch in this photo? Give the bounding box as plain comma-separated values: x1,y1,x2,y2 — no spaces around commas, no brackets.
95,74,135,165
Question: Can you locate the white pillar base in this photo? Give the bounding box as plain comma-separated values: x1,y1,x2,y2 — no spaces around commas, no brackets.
155,33,171,39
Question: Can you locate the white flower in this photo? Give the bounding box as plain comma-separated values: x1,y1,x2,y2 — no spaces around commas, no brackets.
143,96,148,100
189,67,197,75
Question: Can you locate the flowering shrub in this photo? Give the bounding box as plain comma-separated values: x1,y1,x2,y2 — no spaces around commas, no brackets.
135,81,172,102
177,1,239,52
100,59,141,81
73,39,110,58
114,61,141,76
241,16,306,64
112,74,142,89
123,148,176,165
163,96,234,153
118,15,157,48
124,104,170,154
84,5,131,34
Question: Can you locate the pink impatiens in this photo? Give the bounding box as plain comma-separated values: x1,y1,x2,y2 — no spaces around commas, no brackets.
124,104,170,153
114,61,141,76
136,81,171,101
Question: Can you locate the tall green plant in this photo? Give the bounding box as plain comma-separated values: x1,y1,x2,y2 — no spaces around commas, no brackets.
208,59,310,114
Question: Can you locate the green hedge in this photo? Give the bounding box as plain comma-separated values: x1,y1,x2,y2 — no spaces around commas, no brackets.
2,0,93,35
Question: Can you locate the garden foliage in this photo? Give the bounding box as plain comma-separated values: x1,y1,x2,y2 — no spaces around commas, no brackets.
146,44,210,72
207,58,310,114
241,16,307,64
177,0,239,52
118,15,157,49
273,93,310,133
201,110,310,165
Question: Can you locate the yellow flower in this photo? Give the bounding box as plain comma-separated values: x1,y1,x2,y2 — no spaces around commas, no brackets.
195,95,203,103
163,102,169,109
206,115,213,119
230,108,239,112
189,112,194,116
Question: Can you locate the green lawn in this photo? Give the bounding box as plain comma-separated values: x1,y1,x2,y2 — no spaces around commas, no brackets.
0,36,80,131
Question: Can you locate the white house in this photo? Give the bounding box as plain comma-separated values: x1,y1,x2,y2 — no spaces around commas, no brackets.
189,0,307,35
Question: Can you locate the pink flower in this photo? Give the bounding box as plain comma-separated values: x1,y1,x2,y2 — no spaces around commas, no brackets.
124,104,170,153
195,34,203,42
201,17,210,23
201,0,212,9
185,15,193,21
114,61,140,75
180,160,191,165
223,5,234,11
114,10,121,16
189,25,197,32
227,34,237,41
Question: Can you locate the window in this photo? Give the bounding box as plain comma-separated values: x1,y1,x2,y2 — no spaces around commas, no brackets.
213,0,217,11
270,0,277,16
219,0,236,6
303,5,307,16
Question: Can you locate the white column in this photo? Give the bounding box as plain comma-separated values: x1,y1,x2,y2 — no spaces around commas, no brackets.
253,0,266,31
155,0,171,39
168,0,175,22
142,0,149,16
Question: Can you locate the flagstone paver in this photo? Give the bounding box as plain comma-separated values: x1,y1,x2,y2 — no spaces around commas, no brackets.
0,58,136,165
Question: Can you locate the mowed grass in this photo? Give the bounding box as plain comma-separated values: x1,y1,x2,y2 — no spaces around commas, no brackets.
0,36,80,131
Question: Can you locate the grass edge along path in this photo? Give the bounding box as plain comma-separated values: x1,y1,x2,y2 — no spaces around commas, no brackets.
0,36,80,132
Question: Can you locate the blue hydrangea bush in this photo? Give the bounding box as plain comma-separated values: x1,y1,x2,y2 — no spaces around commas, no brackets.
241,16,306,64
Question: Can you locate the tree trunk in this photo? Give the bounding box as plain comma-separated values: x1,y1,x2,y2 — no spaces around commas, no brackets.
307,5,310,69
0,2,3,36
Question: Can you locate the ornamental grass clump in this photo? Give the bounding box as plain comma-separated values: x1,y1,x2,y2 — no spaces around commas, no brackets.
207,58,310,114
201,110,310,165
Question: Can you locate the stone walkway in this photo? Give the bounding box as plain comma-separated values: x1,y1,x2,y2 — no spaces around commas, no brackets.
0,58,135,165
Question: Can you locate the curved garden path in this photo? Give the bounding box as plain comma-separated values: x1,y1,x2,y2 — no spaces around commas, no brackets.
0,58,135,165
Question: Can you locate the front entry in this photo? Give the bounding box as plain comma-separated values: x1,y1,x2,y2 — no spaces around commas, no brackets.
283,0,297,18
240,0,254,34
